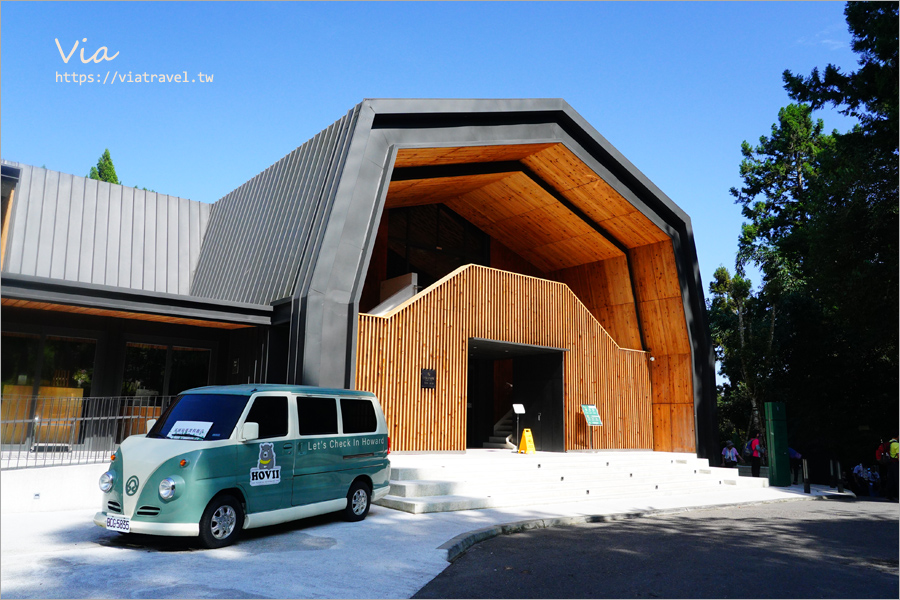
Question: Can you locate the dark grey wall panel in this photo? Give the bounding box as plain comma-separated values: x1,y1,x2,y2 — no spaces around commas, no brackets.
5,163,33,274
143,191,156,291
36,168,60,278
131,189,145,289
64,174,84,281
191,105,360,306
50,172,72,279
79,177,98,283
93,181,109,285
106,184,122,287
2,163,210,296
118,186,133,288
22,167,47,276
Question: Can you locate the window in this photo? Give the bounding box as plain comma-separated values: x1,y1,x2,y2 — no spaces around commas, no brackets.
1,332,41,393
121,343,167,396
41,336,97,396
245,396,288,439
297,396,338,436
1,333,97,397
340,398,377,434
149,393,250,441
169,347,212,393
121,342,211,397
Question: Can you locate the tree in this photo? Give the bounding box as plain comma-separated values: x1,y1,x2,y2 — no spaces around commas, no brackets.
783,1,898,383
88,149,120,185
730,104,833,282
714,2,898,466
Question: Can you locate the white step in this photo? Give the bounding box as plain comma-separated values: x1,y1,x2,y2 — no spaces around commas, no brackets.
375,450,769,514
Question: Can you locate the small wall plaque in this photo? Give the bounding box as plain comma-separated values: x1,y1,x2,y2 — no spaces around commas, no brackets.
421,369,436,389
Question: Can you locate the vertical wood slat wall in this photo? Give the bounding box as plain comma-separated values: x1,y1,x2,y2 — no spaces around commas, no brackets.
356,264,653,452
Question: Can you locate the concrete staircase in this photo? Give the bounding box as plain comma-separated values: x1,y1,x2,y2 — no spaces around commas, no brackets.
376,449,769,514
481,409,516,449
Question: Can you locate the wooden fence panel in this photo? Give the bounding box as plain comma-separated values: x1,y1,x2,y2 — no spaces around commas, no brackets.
356,265,654,452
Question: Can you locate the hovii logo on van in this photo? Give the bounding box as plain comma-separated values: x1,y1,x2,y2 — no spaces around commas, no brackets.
250,442,281,486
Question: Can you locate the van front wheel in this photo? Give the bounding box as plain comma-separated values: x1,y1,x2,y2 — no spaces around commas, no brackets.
343,480,371,522
199,495,243,548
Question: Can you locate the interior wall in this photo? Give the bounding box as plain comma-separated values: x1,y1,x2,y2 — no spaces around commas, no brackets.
489,239,546,279
629,240,695,452
549,256,642,350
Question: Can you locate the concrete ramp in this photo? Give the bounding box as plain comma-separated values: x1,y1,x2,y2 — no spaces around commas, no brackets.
376,449,768,514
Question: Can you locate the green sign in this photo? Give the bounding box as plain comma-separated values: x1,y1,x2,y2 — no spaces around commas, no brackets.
581,404,602,427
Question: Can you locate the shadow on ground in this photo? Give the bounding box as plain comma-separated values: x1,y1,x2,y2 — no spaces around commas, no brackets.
414,499,899,599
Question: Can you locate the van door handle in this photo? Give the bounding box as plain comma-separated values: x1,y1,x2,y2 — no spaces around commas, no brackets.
283,442,294,455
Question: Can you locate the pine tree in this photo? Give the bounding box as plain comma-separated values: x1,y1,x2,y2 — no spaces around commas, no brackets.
88,149,120,185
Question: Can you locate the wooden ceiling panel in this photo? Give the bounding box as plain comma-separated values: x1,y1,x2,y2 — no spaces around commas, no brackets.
386,142,673,271
600,212,670,248
515,208,578,247
537,234,621,265
516,248,567,273
385,173,510,208
564,179,637,222
393,143,556,168
529,203,597,239
447,188,522,222
521,144,600,191
486,172,556,214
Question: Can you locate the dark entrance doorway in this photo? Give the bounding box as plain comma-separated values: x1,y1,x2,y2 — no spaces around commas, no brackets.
466,338,565,452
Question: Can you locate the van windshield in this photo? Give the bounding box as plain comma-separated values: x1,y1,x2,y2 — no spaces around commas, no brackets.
147,394,250,441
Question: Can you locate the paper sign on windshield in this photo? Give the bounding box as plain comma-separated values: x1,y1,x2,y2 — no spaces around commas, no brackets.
167,421,213,440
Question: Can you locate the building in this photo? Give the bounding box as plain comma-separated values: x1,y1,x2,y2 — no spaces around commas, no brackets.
1,99,717,459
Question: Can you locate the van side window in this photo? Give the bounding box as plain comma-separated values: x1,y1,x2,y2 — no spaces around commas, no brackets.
297,396,338,435
245,396,288,438
340,398,377,434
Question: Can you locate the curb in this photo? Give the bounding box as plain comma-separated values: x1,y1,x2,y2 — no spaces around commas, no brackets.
436,493,855,562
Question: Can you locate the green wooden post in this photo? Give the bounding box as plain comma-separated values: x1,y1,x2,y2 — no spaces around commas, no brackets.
765,402,791,486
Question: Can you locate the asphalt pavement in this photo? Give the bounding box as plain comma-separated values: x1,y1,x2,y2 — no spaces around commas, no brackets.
413,498,900,599
0,481,873,599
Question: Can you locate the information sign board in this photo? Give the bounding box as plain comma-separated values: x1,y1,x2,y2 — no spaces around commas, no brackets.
581,404,602,427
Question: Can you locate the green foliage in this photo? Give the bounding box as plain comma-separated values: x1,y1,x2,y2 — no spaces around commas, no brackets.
87,149,120,185
713,2,898,463
730,104,834,281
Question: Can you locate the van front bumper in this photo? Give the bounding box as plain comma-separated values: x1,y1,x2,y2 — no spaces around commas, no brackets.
93,511,199,537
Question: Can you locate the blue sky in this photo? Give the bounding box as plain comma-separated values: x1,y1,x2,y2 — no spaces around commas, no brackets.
2,1,859,298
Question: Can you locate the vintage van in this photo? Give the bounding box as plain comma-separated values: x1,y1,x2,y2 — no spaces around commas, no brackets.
93,384,391,548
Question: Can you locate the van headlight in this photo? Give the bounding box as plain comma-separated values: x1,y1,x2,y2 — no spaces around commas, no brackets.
159,478,176,500
99,471,115,493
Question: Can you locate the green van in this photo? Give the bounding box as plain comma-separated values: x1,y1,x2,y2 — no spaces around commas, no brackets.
93,384,391,548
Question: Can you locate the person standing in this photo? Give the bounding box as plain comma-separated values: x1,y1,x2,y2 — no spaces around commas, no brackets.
750,432,764,478
888,435,899,502
789,447,802,485
722,441,743,468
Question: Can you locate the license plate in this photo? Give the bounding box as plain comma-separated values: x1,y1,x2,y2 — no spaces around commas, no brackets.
106,516,130,533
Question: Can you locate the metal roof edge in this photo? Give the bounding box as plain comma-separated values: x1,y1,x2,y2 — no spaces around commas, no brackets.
1,273,272,325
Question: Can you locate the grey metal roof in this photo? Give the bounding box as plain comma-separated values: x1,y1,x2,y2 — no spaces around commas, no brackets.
1,162,210,296
189,105,361,305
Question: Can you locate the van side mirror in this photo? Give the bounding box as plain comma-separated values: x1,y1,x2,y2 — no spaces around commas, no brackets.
241,422,259,442
146,419,157,433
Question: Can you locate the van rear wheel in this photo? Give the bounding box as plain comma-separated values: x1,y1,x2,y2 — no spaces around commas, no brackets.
343,480,371,522
199,494,243,548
